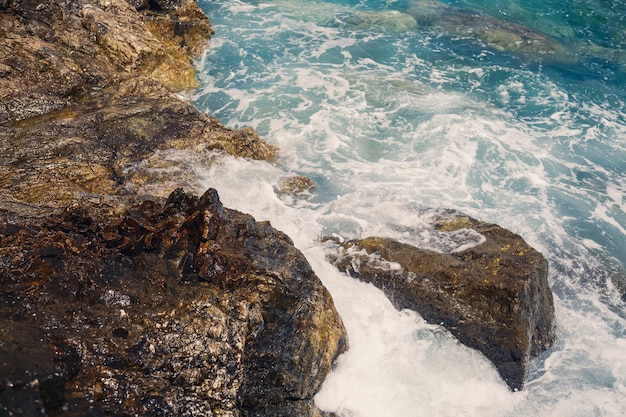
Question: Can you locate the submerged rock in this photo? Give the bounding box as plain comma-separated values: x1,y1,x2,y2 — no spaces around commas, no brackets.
347,10,417,32
0,188,347,416
325,210,555,391
405,0,571,62
443,12,569,59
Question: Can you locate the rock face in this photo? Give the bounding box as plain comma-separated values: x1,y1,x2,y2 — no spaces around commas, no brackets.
326,211,555,391
1,1,345,416
0,188,347,416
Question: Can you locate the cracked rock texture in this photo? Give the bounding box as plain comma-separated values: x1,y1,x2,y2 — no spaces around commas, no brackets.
1,188,347,416
0,1,344,416
325,210,555,391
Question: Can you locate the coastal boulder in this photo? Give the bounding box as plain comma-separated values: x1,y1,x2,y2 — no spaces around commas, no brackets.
325,210,555,391
0,188,347,416
0,0,276,215
1,1,341,415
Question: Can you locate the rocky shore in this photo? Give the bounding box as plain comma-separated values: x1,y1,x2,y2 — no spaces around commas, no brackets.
0,0,277,215
1,1,345,416
1,0,556,415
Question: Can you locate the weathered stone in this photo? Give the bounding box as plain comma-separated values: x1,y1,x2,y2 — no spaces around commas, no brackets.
0,2,340,415
325,210,555,391
0,188,347,416
0,0,276,216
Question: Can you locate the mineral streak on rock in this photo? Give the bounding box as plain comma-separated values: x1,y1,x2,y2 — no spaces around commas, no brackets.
325,211,555,391
0,188,347,416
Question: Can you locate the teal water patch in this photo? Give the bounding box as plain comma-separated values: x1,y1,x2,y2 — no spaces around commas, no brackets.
194,0,626,271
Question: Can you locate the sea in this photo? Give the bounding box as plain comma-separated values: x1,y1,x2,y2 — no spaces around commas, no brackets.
187,0,626,416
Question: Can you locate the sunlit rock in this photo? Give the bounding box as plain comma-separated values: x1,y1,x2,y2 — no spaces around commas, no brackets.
277,175,316,196
325,210,555,391
0,2,338,415
0,0,275,215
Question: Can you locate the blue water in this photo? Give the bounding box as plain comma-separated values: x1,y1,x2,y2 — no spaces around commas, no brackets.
190,0,626,415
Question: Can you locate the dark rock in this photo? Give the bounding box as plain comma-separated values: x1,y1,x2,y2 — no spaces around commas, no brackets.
0,188,347,416
325,210,555,391
0,1,342,415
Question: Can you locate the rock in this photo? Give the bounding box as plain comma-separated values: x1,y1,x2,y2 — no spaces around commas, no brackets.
612,272,626,302
0,2,340,415
0,0,276,216
277,176,316,196
0,188,348,416
404,0,572,62
325,210,555,391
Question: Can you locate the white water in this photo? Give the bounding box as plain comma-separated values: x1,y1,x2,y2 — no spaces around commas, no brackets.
186,0,626,415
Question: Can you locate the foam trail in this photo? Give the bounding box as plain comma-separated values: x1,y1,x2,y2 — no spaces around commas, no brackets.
193,0,626,416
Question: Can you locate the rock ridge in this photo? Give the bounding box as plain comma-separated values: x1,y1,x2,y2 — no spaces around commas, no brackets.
1,1,344,416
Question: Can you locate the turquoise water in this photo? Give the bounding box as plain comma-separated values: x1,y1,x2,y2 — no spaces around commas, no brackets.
192,0,626,415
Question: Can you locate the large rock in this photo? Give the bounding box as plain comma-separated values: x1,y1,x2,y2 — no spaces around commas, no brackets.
0,188,347,416
0,2,343,416
0,0,277,215
325,210,555,391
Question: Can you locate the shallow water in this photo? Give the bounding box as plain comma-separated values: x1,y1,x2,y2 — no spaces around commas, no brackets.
191,0,626,415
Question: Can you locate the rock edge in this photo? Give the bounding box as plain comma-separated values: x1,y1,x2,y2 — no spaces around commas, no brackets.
326,211,555,391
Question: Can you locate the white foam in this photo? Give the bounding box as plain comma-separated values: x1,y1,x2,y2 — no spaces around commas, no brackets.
192,1,626,416
307,247,519,417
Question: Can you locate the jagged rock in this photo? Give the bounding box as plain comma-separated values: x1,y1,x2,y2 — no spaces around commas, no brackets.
325,210,555,391
0,188,347,416
0,2,338,415
0,0,276,215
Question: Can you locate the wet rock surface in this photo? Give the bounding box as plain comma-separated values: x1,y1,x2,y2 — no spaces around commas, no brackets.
1,188,347,416
325,211,555,391
0,0,276,214
1,1,342,416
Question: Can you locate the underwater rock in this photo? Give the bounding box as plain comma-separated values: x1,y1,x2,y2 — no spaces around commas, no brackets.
347,10,417,32
0,188,347,416
453,13,569,59
404,0,571,62
325,210,555,391
612,273,626,302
